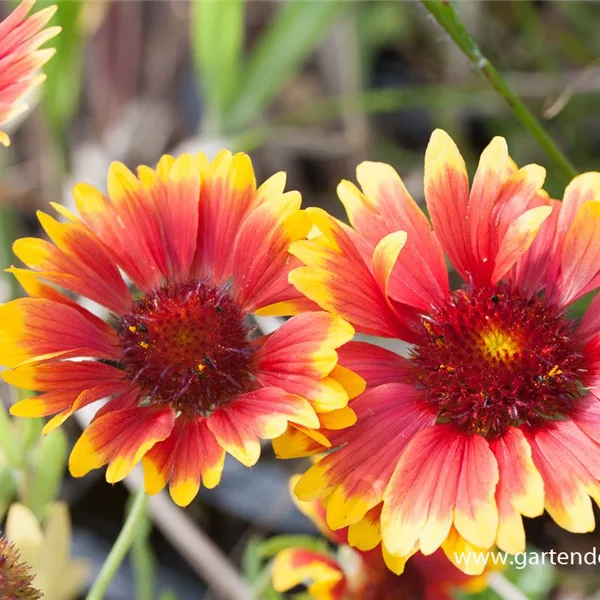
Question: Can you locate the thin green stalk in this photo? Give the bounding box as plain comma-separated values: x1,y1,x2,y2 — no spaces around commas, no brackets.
422,0,578,181
86,487,148,600
488,572,530,600
131,505,156,600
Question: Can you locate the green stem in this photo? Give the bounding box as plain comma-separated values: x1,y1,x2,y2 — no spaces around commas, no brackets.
422,0,578,181
86,487,148,600
488,572,530,600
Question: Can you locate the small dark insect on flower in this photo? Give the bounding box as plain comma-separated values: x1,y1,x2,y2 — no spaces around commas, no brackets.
0,536,42,600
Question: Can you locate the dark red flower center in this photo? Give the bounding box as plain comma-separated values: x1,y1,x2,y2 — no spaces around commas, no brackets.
117,280,255,416
411,285,586,438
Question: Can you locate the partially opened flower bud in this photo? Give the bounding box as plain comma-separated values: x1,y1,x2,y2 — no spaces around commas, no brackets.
0,536,42,600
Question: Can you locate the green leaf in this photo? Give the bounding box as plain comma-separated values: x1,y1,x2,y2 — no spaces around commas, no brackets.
257,535,329,559
0,464,17,521
0,403,20,467
40,0,85,135
158,591,178,600
459,552,556,600
22,428,68,519
249,561,283,600
21,417,44,455
505,554,556,600
228,0,347,131
243,535,265,582
191,0,246,135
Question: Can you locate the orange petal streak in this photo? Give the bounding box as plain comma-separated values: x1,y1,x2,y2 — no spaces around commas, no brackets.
0,298,118,368
489,427,544,554
69,405,176,483
255,312,356,414
526,421,600,533
381,425,498,559
290,208,419,341
231,192,311,313
295,384,435,532
143,416,225,506
207,387,319,467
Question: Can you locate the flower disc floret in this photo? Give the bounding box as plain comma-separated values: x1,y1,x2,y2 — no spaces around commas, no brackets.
412,285,585,437
118,280,254,415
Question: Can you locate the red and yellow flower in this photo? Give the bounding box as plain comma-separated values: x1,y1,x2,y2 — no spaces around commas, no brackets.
0,152,361,506
0,0,60,147
289,129,600,572
273,476,489,599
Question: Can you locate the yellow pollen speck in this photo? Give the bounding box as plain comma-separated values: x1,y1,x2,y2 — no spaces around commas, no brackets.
423,320,445,347
139,341,149,349
196,363,206,373
128,325,137,333
480,328,520,363
547,365,563,378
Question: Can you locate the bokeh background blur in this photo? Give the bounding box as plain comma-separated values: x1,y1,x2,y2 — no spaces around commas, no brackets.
2,1,600,598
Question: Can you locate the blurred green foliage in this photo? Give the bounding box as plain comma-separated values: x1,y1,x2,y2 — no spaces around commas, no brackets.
191,0,348,135
458,554,555,600
191,0,245,135
0,404,68,521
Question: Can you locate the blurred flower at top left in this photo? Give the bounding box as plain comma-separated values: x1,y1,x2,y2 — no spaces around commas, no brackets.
0,0,61,147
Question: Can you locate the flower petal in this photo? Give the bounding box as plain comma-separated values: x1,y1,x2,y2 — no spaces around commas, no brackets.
74,180,164,292
441,526,488,576
423,129,471,280
525,420,600,533
492,204,552,285
290,207,419,341
0,298,118,368
7,266,115,338
295,384,435,530
336,341,412,389
231,191,311,313
207,387,319,467
272,548,346,599
557,201,600,306
3,359,122,392
453,433,499,550
381,425,498,558
195,151,258,283
489,427,544,554
16,209,132,312
339,161,449,308
0,1,60,145
272,423,332,459
142,416,225,506
347,504,382,551
554,172,600,256
69,405,176,483
255,312,356,413
138,153,201,282
509,195,559,297
289,474,348,545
